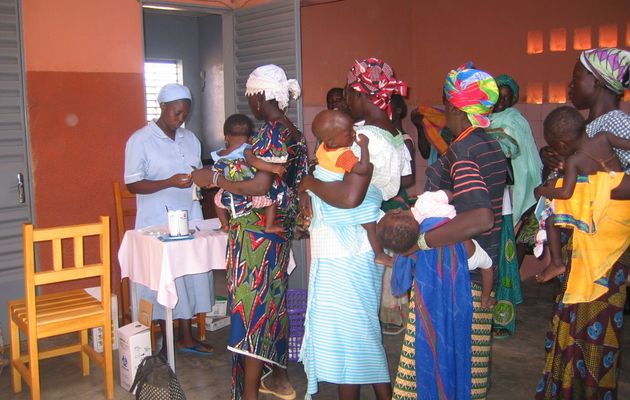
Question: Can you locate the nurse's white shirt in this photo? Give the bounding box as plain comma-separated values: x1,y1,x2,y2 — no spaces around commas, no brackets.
124,120,203,229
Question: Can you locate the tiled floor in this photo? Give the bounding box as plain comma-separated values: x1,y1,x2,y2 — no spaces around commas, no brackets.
1,279,629,399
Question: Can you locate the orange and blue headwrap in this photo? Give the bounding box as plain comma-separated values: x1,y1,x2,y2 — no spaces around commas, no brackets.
347,58,408,119
444,63,499,128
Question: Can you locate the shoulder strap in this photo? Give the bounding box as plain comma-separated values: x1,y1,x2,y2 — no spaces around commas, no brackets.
576,150,616,172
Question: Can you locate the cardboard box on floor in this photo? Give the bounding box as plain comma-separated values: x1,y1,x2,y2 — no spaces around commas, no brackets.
118,299,152,392
84,287,119,352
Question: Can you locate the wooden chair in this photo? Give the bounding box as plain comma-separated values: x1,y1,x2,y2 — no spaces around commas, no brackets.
8,216,114,400
113,181,136,326
112,182,207,345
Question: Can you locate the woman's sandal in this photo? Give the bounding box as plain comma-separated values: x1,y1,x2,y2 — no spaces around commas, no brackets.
259,378,296,400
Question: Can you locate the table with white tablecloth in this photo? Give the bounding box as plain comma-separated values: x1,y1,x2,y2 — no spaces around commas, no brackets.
118,218,295,371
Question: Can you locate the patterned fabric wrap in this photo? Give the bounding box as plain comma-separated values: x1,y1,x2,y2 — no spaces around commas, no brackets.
245,64,301,110
417,105,448,155
495,74,520,106
535,108,630,398
515,205,539,251
444,63,499,128
553,172,630,304
226,121,307,400
218,121,305,221
391,217,472,400
347,58,408,119
580,48,630,95
492,214,523,336
470,283,494,399
213,158,256,182
212,158,259,218
392,289,419,400
535,250,629,400
227,212,291,400
251,122,289,164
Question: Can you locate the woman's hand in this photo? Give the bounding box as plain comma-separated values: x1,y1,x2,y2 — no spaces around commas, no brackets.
299,175,314,194
170,173,193,188
540,146,565,173
298,191,312,219
191,168,215,188
480,295,497,309
269,163,287,176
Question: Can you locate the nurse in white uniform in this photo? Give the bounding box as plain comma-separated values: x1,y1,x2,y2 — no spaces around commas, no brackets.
124,83,214,355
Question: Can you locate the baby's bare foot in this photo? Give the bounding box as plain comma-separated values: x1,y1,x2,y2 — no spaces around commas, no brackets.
535,263,566,283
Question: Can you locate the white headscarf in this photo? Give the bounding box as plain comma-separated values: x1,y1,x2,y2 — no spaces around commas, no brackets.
157,83,192,103
245,64,301,110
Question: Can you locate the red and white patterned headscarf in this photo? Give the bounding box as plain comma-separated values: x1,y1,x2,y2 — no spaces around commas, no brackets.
346,58,408,119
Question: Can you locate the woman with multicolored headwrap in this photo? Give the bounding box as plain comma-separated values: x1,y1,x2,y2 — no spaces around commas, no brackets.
298,57,411,400
535,47,630,400
392,63,506,400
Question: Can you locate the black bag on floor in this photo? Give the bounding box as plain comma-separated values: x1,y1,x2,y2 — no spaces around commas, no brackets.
130,354,186,400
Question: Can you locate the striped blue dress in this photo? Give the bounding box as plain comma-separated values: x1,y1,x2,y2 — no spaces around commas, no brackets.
301,167,390,398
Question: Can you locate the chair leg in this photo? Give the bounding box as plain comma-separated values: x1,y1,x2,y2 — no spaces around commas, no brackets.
8,313,22,393
197,313,206,342
121,277,131,325
27,330,41,400
102,321,114,399
80,330,90,376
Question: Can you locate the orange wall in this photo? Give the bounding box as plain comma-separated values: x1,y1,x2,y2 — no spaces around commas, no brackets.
301,0,630,107
22,0,146,290
22,0,144,73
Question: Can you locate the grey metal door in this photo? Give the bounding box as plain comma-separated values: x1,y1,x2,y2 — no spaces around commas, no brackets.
233,0,303,131
0,0,33,331
233,0,307,289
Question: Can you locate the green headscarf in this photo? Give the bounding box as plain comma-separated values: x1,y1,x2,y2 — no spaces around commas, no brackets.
495,74,519,106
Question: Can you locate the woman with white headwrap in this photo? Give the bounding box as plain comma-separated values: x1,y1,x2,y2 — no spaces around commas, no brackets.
192,65,307,400
124,83,214,355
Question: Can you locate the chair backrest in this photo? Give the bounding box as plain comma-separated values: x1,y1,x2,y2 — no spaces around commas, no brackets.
23,216,111,319
113,181,136,244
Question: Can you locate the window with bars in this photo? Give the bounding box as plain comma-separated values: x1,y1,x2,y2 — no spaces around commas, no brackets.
144,60,183,123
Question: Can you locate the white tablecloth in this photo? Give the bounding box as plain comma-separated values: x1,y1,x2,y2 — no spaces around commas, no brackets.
118,217,297,371
118,218,295,309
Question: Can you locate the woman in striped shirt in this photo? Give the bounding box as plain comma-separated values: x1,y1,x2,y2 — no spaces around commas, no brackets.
391,63,507,400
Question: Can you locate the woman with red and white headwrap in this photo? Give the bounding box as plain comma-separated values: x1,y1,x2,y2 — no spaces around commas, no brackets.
298,58,411,400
